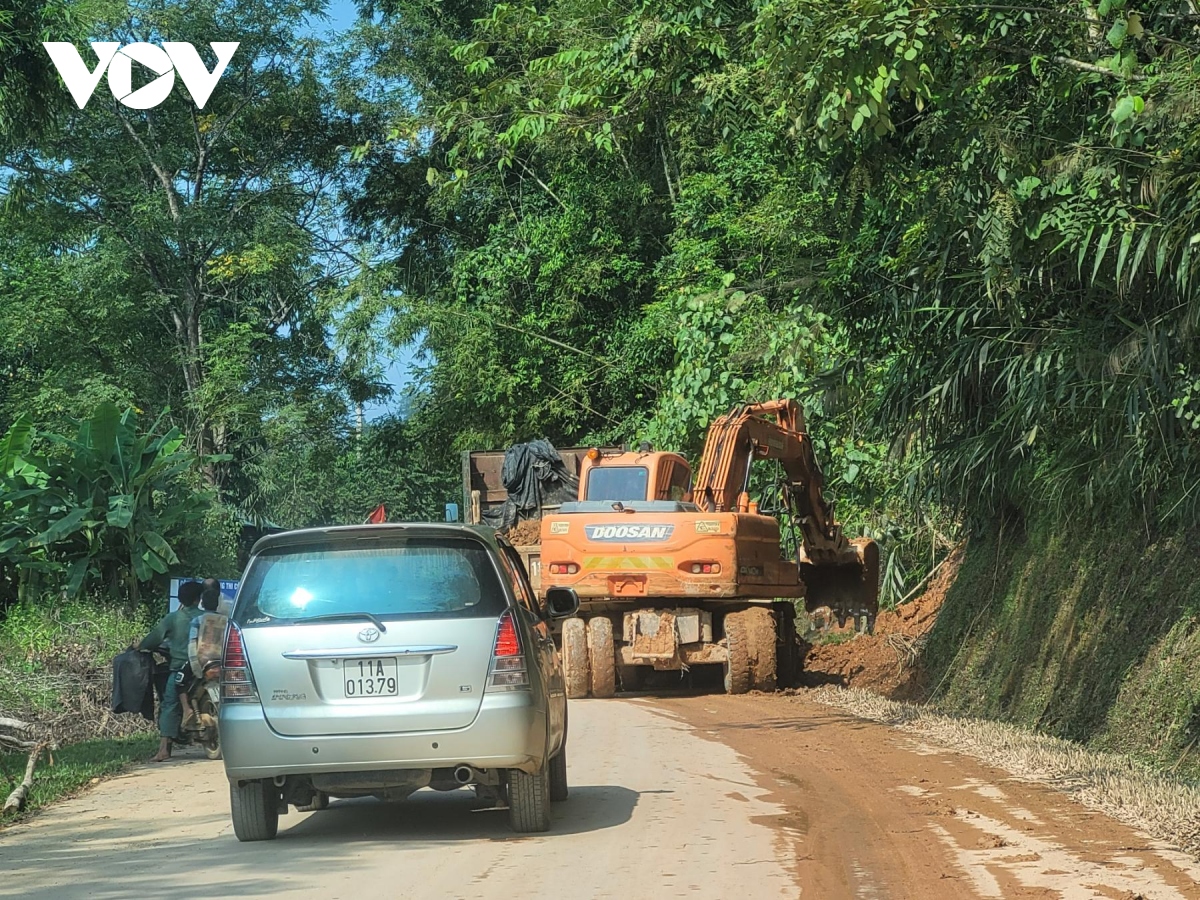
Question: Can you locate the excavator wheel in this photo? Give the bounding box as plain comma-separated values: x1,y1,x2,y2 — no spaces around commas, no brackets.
562,617,590,699
722,613,752,695
743,606,778,692
724,609,778,694
587,617,616,699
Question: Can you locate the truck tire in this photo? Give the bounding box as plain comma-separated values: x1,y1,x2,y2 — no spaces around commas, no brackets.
562,617,590,699
549,744,568,802
230,779,279,842
743,605,778,692
508,767,551,833
587,617,616,699
723,612,752,695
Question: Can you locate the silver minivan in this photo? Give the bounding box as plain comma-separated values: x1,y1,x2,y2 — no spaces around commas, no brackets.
219,524,580,840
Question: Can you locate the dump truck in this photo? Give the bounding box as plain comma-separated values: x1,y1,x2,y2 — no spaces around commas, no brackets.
461,444,601,594
538,400,880,697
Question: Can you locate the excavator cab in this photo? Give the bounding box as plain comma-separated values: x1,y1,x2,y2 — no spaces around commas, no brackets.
577,448,693,504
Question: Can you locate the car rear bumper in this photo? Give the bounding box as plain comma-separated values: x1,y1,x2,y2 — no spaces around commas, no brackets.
220,692,548,780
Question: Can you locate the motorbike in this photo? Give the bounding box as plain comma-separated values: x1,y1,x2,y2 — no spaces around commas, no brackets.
182,659,222,760
147,648,222,760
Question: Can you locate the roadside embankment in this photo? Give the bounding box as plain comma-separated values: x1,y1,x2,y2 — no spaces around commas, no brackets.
804,519,1200,781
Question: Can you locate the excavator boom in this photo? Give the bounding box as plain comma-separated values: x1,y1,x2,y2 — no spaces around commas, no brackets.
689,400,879,620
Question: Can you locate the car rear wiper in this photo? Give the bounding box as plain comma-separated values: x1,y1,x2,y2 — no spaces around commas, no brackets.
296,612,387,633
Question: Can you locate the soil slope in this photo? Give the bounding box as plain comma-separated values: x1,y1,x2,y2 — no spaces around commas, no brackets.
802,548,963,699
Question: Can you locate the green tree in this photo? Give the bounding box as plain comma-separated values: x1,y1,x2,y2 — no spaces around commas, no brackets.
0,402,212,604
2,0,367,491
0,0,77,144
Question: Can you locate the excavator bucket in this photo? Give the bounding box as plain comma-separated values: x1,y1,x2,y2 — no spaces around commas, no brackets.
799,538,880,630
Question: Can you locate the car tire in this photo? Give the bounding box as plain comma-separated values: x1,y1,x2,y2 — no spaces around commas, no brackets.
230,779,280,842
723,612,751,695
508,767,551,833
296,790,329,812
549,744,568,802
562,617,589,699
587,617,616,699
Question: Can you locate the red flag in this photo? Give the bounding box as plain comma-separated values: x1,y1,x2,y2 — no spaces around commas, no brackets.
365,503,387,524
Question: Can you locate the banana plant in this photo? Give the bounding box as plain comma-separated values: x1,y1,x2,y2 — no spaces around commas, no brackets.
0,414,59,600
0,403,215,601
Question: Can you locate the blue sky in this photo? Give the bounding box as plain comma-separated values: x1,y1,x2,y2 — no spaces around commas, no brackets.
318,0,360,33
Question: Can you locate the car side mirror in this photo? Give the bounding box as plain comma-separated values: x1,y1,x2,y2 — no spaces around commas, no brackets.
544,587,580,620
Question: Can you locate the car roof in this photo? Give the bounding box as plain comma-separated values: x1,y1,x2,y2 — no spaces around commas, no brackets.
249,523,501,557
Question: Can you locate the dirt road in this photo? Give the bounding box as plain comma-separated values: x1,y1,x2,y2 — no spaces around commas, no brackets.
2,693,1198,899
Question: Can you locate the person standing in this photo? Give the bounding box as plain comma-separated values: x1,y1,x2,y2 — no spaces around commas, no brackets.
138,580,204,762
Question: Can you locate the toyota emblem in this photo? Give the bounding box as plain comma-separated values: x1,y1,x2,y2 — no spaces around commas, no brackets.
358,627,380,643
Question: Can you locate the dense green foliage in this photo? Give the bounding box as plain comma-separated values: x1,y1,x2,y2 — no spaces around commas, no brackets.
335,0,1200,601
5,0,1200,619
0,403,211,603
0,0,453,609
0,0,77,143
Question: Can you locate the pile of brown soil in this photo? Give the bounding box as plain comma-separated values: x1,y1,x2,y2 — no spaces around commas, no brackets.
802,547,963,701
504,518,542,546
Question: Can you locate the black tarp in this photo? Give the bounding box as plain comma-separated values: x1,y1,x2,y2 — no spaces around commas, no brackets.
482,440,580,531
110,649,157,721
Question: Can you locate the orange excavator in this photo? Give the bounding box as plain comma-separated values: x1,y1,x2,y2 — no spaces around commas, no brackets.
538,399,879,697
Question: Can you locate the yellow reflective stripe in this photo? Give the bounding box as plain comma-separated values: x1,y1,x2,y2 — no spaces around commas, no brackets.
582,556,674,571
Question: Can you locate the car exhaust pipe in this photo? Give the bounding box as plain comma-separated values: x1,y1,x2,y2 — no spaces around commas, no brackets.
453,765,476,785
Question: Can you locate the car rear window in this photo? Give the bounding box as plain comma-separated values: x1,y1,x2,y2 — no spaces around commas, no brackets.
234,537,507,625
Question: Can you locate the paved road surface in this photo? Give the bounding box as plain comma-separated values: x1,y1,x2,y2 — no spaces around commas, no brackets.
1,693,1198,899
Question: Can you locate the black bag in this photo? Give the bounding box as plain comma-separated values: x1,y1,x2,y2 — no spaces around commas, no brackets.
111,648,156,721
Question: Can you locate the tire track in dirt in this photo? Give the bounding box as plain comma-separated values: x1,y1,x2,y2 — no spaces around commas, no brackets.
650,692,1200,899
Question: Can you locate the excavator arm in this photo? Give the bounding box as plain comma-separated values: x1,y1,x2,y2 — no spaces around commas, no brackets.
690,400,880,626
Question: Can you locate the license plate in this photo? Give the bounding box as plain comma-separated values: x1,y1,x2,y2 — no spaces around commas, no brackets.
342,658,399,698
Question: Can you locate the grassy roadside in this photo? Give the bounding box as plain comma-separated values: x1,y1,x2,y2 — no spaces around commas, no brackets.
0,735,156,824
1,596,160,825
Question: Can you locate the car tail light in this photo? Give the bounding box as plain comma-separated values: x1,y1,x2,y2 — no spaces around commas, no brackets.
221,624,258,702
487,610,529,692
690,562,722,575
548,563,578,575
